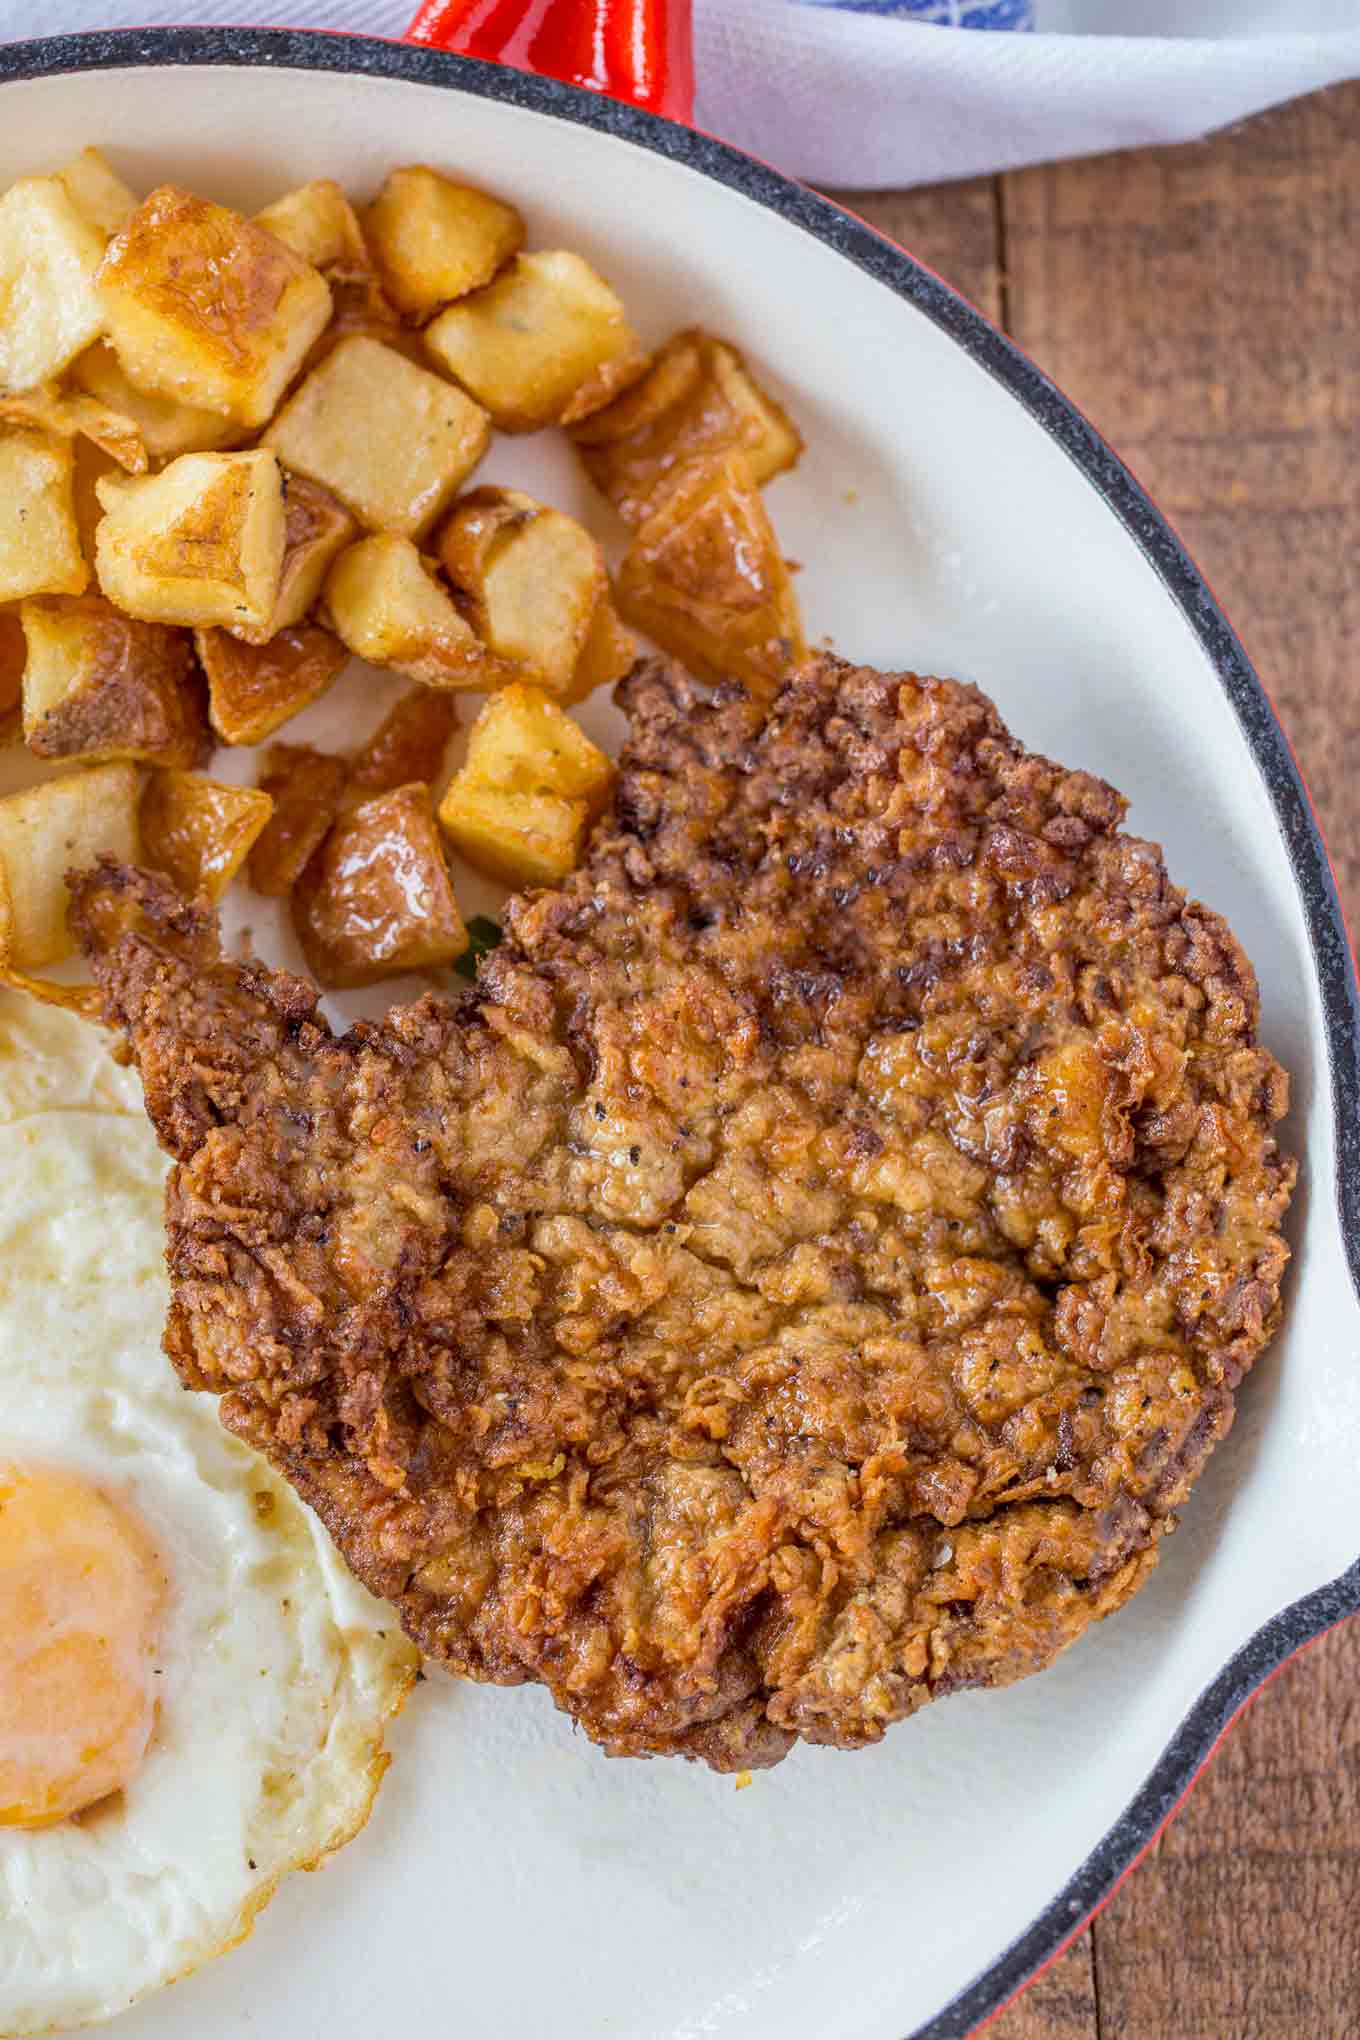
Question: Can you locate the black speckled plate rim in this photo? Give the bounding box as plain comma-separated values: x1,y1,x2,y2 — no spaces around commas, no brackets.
2,27,1357,2039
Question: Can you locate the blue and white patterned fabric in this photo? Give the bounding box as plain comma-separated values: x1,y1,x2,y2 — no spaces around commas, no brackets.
5,0,1360,191
814,0,1032,25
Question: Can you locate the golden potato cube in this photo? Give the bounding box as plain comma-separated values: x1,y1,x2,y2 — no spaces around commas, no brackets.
423,251,646,433
366,166,523,319
572,328,803,525
255,179,369,273
439,777,585,890
464,682,614,813
0,761,140,967
198,621,348,747
95,448,285,634
265,336,488,539
437,486,605,697
439,684,612,888
237,472,356,645
0,607,24,743
97,186,331,427
349,687,458,800
615,454,805,698
248,743,349,898
0,176,107,392
292,782,467,988
140,769,273,903
56,148,138,239
324,533,489,690
22,594,207,768
71,341,238,460
0,430,87,602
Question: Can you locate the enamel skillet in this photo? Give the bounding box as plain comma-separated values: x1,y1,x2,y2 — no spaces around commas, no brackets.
1,11,1358,2037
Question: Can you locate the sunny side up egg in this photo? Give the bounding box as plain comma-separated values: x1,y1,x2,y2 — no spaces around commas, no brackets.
0,992,418,2037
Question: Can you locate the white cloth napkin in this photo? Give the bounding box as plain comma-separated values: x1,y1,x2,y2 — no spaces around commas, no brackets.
2,0,1358,189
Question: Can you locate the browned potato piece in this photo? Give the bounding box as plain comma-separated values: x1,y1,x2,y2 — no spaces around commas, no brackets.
0,859,103,1017
0,430,87,602
140,770,273,903
0,177,107,392
615,454,805,698
324,534,491,690
436,487,606,698
248,743,349,897
366,167,524,319
265,336,488,540
94,449,285,633
423,252,647,433
235,472,357,646
22,594,207,767
97,186,331,427
438,683,613,888
0,608,24,743
56,149,138,239
349,687,458,799
292,782,467,987
255,180,369,272
198,622,348,747
0,762,139,966
72,342,238,460
572,329,803,525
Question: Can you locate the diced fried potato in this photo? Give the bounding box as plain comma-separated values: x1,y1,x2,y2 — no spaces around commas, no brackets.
0,861,105,1016
615,454,805,698
56,148,138,239
71,341,238,459
0,177,107,392
265,336,488,539
248,743,348,897
236,472,356,645
564,591,635,703
464,681,613,812
366,166,523,319
436,486,605,697
324,534,490,690
439,776,585,890
95,448,285,633
423,251,646,433
140,770,273,904
572,328,802,524
349,687,458,799
0,607,24,743
255,179,369,272
0,384,145,473
198,621,347,747
292,782,467,987
98,186,331,427
0,761,139,966
439,683,613,888
22,594,207,767
0,430,87,601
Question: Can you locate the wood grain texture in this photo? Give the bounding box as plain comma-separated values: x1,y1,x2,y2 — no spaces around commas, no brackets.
839,80,1360,2040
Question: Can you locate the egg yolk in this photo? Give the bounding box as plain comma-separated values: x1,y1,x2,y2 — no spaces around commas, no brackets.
0,1461,166,1829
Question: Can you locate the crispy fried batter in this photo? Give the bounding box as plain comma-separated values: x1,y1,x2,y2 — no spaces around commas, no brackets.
71,654,1294,1769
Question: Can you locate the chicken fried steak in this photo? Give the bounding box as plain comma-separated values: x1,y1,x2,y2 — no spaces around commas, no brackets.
72,654,1295,1770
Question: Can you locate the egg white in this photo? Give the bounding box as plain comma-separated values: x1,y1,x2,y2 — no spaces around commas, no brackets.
0,994,418,2038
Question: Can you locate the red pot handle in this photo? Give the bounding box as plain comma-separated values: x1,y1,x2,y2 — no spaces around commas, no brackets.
404,0,695,125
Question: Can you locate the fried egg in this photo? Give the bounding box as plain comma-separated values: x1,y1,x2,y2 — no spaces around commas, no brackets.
0,993,418,2036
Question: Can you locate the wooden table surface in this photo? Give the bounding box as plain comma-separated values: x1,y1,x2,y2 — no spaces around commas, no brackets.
834,78,1360,2040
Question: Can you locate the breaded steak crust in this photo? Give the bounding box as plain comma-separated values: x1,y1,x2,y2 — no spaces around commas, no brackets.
73,655,1295,1769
